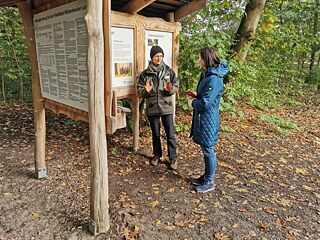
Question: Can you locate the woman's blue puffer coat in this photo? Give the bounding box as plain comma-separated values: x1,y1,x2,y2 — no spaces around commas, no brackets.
190,62,229,147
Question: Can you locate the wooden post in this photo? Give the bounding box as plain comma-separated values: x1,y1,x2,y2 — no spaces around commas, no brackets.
17,0,47,179
85,0,110,235
133,26,146,152
132,96,139,152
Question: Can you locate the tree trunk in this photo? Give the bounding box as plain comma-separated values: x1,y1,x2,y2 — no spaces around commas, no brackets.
309,0,319,73
231,0,267,61
1,73,5,102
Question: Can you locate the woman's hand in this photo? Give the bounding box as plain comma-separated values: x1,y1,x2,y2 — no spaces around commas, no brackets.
164,81,173,92
185,90,197,99
145,79,152,92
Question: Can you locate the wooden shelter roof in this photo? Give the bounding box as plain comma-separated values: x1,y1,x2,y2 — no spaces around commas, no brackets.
0,0,207,21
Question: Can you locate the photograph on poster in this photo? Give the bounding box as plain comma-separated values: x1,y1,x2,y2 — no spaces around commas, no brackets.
148,39,158,46
115,63,133,77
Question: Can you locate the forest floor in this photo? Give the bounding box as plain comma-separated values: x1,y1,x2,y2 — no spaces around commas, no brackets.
0,95,319,240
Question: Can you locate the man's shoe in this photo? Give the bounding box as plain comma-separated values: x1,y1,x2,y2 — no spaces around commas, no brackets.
168,158,178,170
150,156,159,166
191,175,204,186
196,181,215,193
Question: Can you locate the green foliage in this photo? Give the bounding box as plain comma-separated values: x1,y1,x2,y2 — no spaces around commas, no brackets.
260,113,299,135
117,99,134,133
175,121,190,132
0,7,31,103
307,68,320,85
220,125,236,133
177,0,319,112
111,147,117,155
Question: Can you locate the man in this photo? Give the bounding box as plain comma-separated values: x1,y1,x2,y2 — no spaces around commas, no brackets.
137,46,179,170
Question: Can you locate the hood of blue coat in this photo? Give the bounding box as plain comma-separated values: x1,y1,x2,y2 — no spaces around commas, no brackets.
205,61,229,78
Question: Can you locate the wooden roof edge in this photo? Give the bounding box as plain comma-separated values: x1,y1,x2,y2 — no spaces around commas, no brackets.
0,0,23,7
174,0,208,22
120,0,155,15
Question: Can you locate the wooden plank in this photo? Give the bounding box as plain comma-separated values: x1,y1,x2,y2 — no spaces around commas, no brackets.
174,0,207,21
111,11,180,32
112,87,136,99
33,0,76,14
149,2,176,11
17,1,47,179
44,99,89,122
85,0,109,235
120,0,155,15
0,0,22,7
154,0,185,7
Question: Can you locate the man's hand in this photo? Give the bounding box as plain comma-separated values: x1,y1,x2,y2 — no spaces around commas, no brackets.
145,79,152,92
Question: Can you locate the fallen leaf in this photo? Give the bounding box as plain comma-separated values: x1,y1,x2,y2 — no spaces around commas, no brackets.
264,208,277,215
31,212,40,218
214,232,230,240
164,225,175,230
167,187,175,193
275,218,285,229
151,200,159,208
235,188,248,193
237,207,247,212
259,223,270,231
295,168,307,175
3,192,12,197
302,185,313,191
280,198,291,207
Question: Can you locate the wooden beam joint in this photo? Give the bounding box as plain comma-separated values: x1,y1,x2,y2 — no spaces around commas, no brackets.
174,0,208,22
120,0,155,15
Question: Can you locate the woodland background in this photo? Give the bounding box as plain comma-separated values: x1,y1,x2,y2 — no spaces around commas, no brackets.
0,1,320,239
0,0,319,110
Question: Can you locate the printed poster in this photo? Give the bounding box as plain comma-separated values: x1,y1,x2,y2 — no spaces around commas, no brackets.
145,30,172,68
34,0,88,111
111,27,135,88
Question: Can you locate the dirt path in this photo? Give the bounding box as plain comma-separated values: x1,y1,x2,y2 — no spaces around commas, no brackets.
0,103,319,240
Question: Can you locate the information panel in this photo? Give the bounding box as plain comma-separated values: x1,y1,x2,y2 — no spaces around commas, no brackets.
111,27,135,88
145,30,172,68
34,0,88,111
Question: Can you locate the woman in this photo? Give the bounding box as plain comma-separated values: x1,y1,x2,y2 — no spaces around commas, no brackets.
186,47,229,192
137,46,179,170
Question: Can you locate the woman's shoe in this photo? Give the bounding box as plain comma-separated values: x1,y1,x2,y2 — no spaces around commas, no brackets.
191,175,204,186
196,181,215,193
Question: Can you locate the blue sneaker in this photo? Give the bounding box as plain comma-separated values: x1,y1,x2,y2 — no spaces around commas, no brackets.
196,181,215,193
191,175,204,186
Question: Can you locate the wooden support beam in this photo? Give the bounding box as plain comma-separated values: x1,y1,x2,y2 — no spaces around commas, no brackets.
17,0,47,179
85,0,109,235
120,0,155,15
174,0,207,22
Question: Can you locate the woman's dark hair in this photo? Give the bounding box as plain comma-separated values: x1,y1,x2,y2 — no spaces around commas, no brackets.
200,47,220,69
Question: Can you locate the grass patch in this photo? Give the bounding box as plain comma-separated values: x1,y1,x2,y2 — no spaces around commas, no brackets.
260,114,299,135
